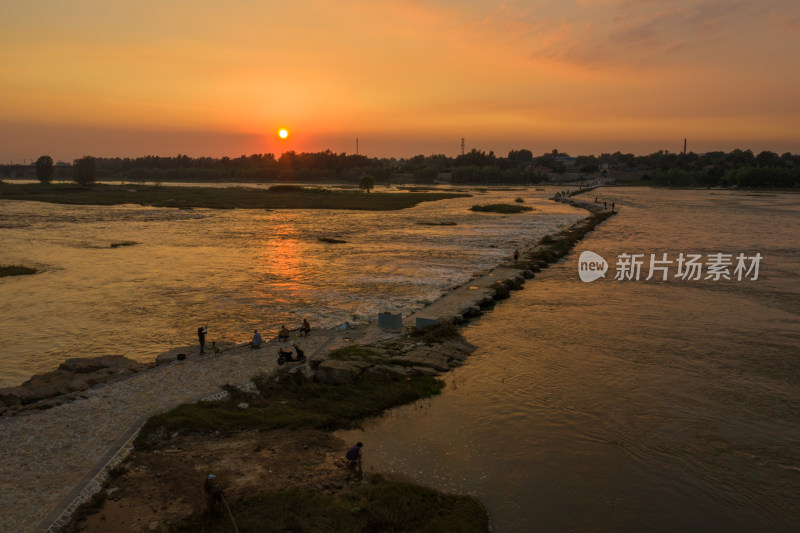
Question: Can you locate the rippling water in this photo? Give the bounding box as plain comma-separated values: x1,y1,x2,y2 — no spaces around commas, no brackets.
338,188,800,532
0,185,581,387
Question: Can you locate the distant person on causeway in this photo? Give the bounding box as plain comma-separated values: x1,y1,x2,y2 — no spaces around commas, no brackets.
198,326,208,354
250,329,262,348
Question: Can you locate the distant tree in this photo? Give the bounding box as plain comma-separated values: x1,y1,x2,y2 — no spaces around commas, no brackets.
456,149,496,167
756,150,780,167
507,149,533,165
359,174,374,192
73,156,97,186
35,155,54,184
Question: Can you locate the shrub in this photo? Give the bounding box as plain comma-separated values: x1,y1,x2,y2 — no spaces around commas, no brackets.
267,184,304,193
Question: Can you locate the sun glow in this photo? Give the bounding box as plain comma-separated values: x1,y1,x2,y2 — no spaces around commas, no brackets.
278,129,288,139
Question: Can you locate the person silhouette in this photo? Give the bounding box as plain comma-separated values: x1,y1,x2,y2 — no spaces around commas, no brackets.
198,326,208,354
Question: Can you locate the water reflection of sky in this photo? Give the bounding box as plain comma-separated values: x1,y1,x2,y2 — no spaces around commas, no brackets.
0,186,582,386
339,187,800,533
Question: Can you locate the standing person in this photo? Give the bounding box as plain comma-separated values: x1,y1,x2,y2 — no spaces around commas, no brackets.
346,442,363,467
604,201,607,210
198,326,208,354
300,318,311,337
513,248,520,261
612,202,615,212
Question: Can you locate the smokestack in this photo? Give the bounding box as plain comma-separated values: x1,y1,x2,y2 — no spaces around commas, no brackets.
683,138,687,155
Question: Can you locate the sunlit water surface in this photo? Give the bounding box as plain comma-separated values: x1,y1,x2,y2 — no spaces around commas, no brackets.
0,186,580,386
338,188,800,532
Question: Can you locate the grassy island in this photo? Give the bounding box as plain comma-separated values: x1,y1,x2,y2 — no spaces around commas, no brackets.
470,203,534,213
65,366,488,532
0,265,37,278
0,182,469,211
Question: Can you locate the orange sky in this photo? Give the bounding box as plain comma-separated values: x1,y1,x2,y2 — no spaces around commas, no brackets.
2,0,799,161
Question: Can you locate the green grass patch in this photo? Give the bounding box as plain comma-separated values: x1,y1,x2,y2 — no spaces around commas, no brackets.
0,265,37,277
0,182,469,211
470,203,533,213
266,184,304,192
134,375,444,450
173,474,488,532
328,345,382,362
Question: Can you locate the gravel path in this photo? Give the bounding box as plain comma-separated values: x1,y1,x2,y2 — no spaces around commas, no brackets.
0,332,337,532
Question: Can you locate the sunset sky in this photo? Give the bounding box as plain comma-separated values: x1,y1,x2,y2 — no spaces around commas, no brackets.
2,0,799,161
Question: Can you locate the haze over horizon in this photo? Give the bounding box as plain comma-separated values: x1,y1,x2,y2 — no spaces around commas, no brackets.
2,0,799,162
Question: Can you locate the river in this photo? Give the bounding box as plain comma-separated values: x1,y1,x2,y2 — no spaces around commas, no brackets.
3,186,798,531
0,185,580,387
338,187,800,532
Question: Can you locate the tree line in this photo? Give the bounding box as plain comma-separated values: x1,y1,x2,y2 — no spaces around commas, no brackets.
1,148,798,188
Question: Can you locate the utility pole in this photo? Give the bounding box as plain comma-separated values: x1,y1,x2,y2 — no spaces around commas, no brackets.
356,138,359,155
683,138,687,155
460,138,465,156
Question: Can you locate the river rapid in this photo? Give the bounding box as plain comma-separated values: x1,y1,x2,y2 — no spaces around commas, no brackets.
338,188,800,532
0,185,580,387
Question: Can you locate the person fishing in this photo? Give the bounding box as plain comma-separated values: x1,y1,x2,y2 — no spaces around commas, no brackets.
346,442,363,468
198,326,208,354
250,329,262,349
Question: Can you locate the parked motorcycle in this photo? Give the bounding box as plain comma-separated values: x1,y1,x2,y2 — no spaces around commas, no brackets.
277,344,306,365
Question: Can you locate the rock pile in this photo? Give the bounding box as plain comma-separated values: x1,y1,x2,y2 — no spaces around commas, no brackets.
311,337,476,384
0,355,149,416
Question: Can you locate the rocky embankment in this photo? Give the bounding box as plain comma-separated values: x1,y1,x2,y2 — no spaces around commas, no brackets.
0,356,150,416
312,336,477,385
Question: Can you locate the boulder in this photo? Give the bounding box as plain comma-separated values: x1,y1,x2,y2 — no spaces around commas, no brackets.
66,378,90,393
362,366,395,381
410,366,442,377
440,346,469,362
389,348,450,372
314,360,369,384
0,385,61,406
0,391,22,407
59,355,147,374
449,340,477,354
491,282,510,300
462,306,483,318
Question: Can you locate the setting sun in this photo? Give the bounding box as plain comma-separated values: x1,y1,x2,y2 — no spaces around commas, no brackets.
278,129,288,139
